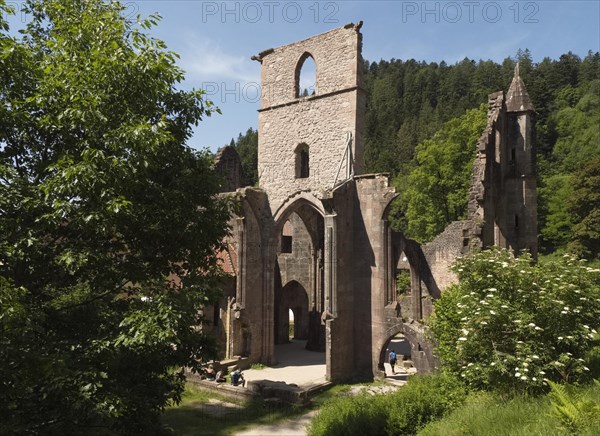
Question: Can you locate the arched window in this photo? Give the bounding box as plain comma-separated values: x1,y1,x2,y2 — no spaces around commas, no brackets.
281,220,293,253
294,52,316,98
295,143,309,179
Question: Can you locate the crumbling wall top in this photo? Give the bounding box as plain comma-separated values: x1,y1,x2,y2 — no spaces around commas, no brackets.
255,23,364,109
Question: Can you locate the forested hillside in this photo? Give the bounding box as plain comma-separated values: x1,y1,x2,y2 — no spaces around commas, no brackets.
227,50,600,258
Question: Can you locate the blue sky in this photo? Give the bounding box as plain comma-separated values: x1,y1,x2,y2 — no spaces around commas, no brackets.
6,1,600,151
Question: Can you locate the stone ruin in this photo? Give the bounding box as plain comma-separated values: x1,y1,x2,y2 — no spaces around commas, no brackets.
208,23,537,382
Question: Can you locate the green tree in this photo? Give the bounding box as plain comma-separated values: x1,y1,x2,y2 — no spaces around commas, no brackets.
0,1,229,433
568,157,600,259
394,105,486,242
429,249,600,393
551,81,600,173
539,174,574,252
538,80,600,254
231,127,258,186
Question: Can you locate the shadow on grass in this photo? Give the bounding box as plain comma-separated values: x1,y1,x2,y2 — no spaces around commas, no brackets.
161,386,308,435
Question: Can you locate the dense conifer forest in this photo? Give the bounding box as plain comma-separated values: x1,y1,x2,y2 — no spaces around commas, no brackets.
228,49,600,259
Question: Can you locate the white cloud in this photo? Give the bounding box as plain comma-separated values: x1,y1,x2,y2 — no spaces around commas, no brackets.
178,34,259,84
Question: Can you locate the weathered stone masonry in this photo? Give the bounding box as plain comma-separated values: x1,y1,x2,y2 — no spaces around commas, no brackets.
210,23,537,382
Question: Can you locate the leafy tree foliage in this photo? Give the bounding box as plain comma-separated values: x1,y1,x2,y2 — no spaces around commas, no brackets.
538,174,574,252
360,51,598,253
567,157,600,259
552,81,600,173
429,249,600,393
0,0,229,433
391,106,486,242
229,127,258,186
539,80,600,255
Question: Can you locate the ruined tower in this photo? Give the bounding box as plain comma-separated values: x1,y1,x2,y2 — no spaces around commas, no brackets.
467,64,538,259
253,23,366,212
500,64,537,258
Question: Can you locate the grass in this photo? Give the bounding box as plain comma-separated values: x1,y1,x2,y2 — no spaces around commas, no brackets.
161,383,308,435
163,377,600,435
249,363,268,370
308,374,466,436
162,380,381,435
417,392,563,436
418,382,600,436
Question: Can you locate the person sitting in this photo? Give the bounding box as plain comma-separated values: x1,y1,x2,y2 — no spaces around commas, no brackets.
230,369,245,387
205,364,216,380
215,370,226,383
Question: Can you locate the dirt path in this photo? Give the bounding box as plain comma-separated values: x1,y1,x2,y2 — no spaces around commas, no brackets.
233,410,318,436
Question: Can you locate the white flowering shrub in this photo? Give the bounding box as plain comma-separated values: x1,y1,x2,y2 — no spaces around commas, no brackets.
429,248,600,392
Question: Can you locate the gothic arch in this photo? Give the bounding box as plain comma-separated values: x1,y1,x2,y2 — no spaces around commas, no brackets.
294,52,317,98
376,323,436,375
274,193,326,227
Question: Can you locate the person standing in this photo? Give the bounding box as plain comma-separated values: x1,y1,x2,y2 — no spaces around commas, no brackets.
389,350,397,375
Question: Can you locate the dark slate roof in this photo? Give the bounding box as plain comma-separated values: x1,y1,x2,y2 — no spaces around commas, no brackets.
506,63,535,112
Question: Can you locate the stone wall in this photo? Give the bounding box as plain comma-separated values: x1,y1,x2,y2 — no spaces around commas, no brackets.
277,212,313,290
256,23,364,109
214,145,245,193
421,220,465,294
255,23,365,212
464,78,537,259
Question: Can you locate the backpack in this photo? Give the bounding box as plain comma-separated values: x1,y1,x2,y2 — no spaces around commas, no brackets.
390,351,397,361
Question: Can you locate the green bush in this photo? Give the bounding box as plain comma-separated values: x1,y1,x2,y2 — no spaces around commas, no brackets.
309,393,388,436
428,248,600,392
309,374,465,436
584,346,600,378
386,374,466,435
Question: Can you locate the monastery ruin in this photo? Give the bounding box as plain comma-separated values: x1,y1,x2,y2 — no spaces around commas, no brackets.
211,23,537,382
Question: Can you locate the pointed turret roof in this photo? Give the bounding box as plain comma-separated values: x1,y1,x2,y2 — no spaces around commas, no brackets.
506,63,535,112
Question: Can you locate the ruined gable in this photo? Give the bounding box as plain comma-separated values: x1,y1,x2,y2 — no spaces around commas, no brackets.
254,23,366,212
214,145,246,193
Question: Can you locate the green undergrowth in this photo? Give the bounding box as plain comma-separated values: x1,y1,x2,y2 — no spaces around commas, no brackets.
249,363,269,370
161,384,305,435
162,379,391,435
308,374,466,436
418,391,562,435
419,381,600,435
308,375,600,436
